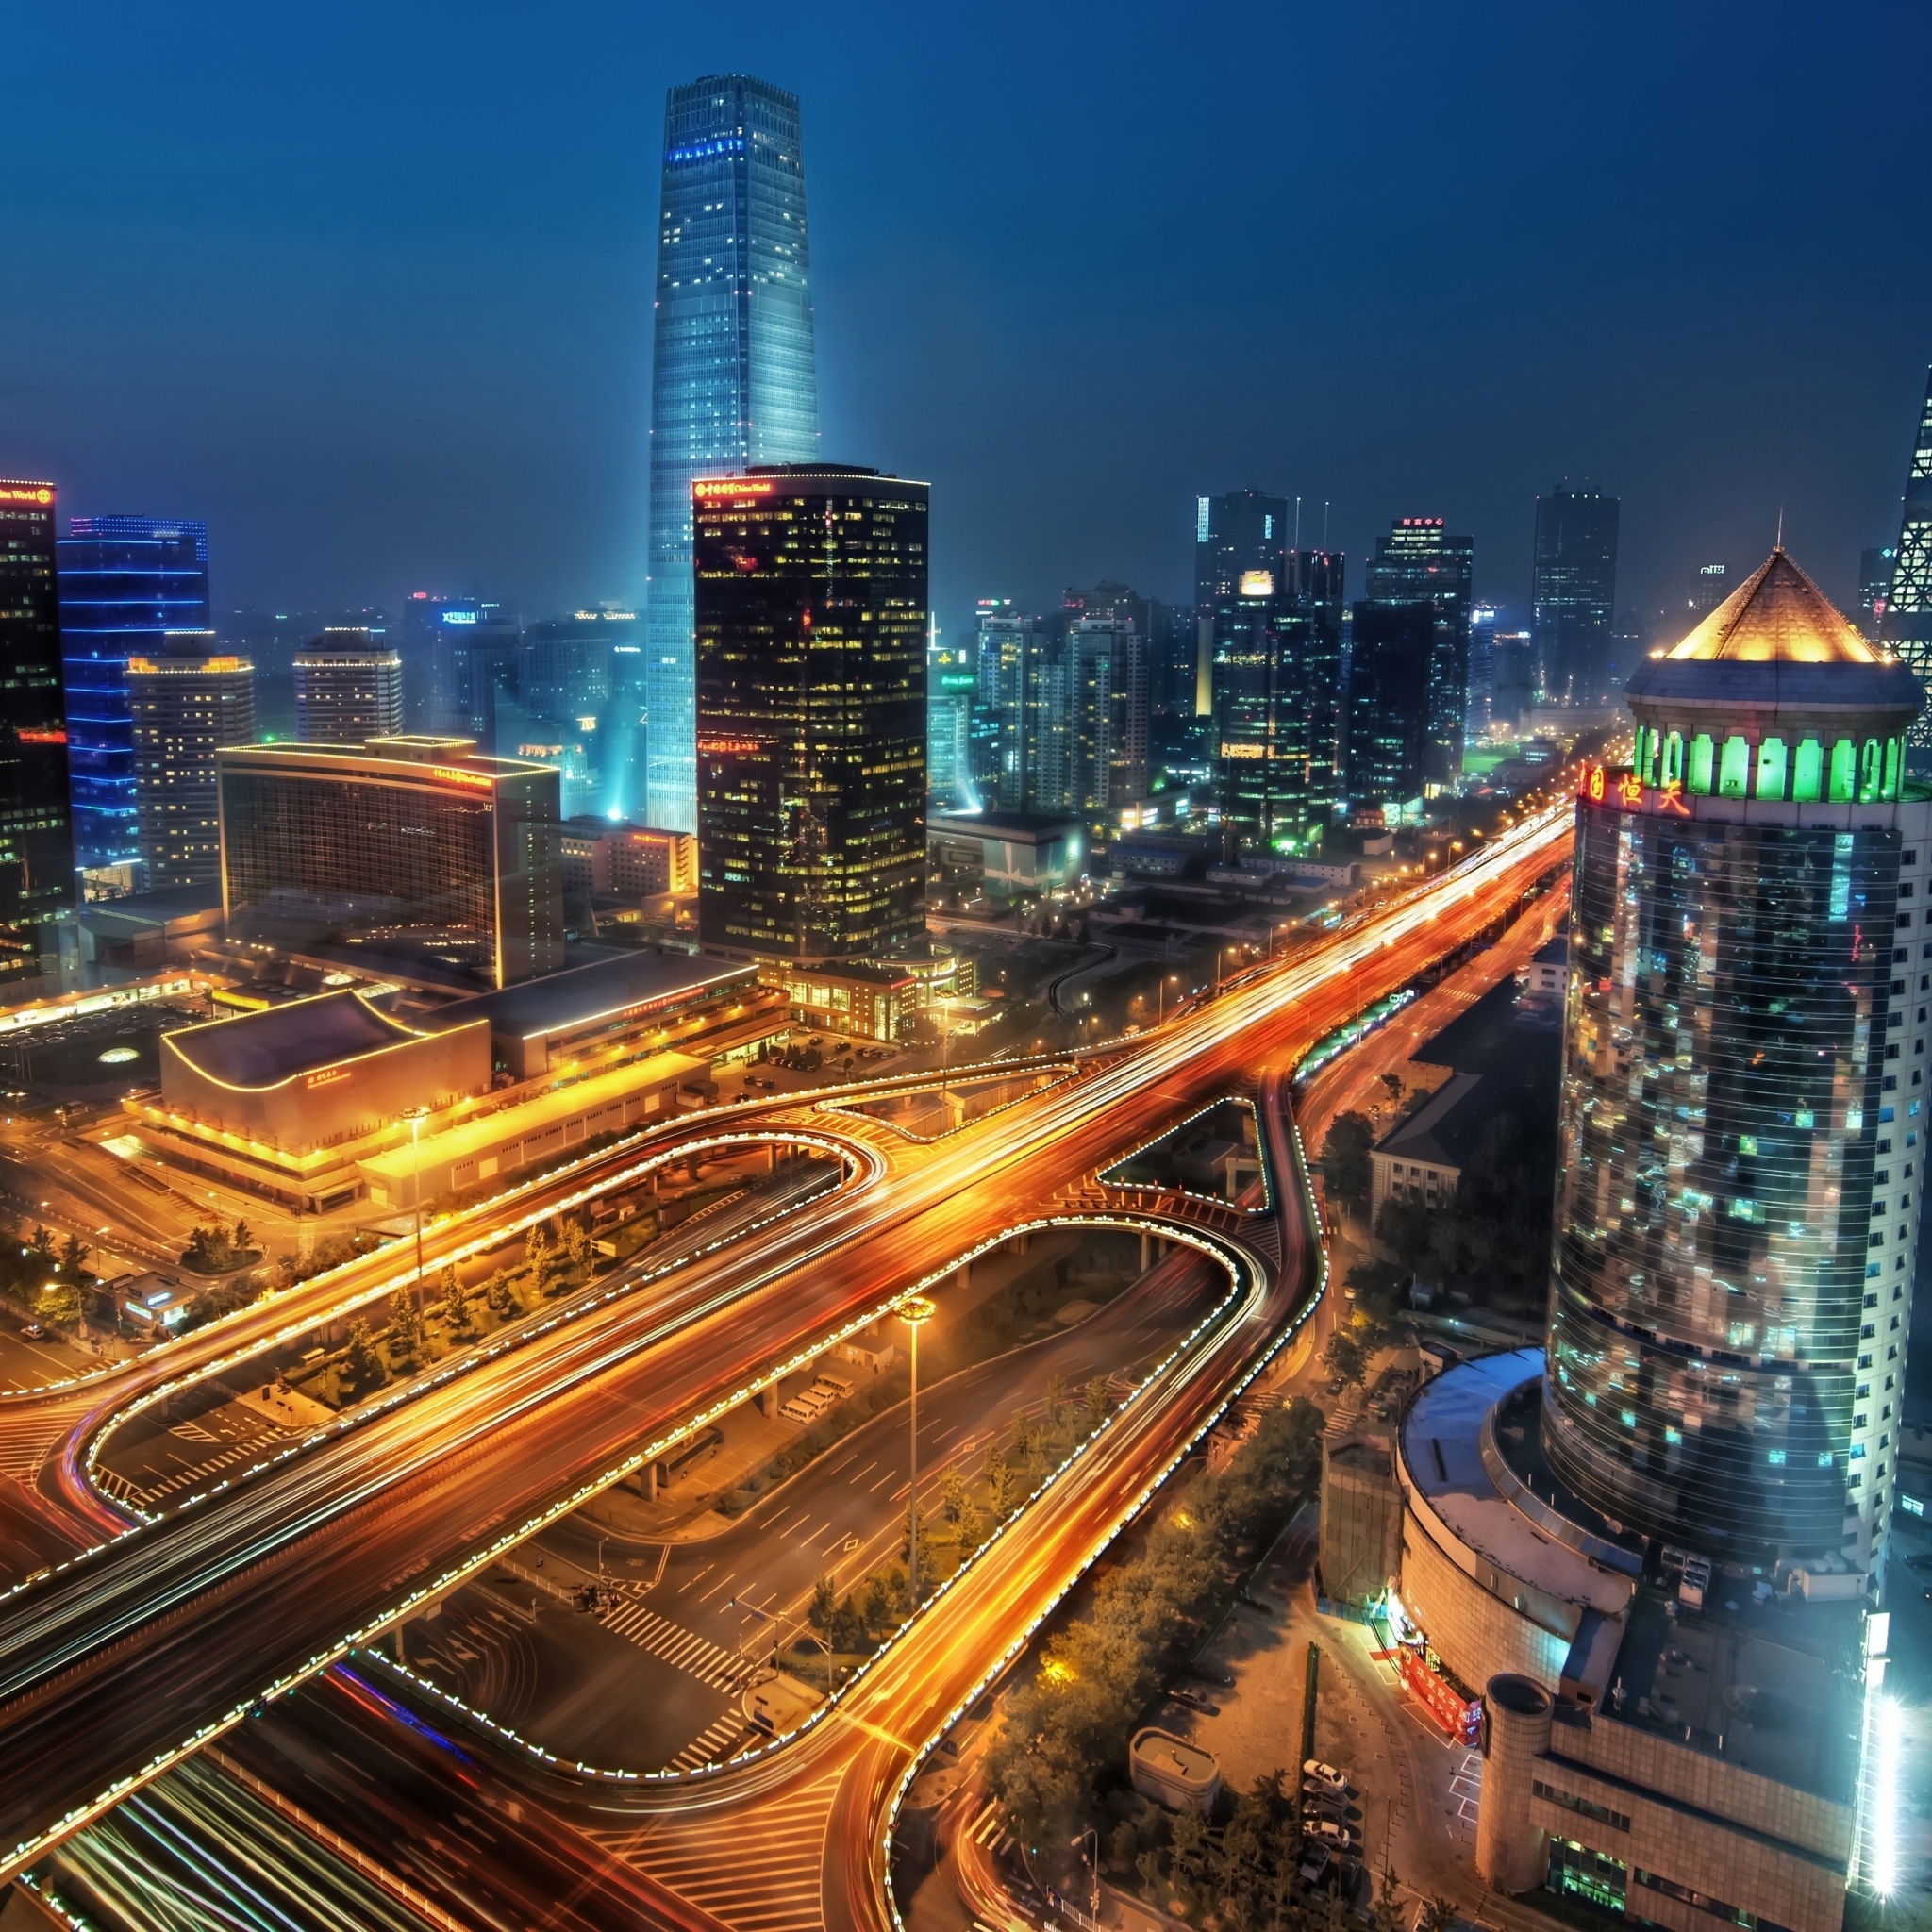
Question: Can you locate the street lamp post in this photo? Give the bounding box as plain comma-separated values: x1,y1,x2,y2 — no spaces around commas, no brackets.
405,1108,429,1314
1072,1828,1100,1919
899,1293,936,1602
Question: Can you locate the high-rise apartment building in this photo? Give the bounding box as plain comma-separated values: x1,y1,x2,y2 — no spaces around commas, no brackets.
217,737,564,990
1528,485,1620,708
57,515,208,884
977,605,1056,812
0,481,76,978
293,627,403,744
692,466,926,960
1293,548,1347,799
646,75,820,835
128,635,256,891
1367,516,1474,789
1551,550,1927,1574
1466,604,1500,741
1344,601,1434,813
1881,366,1932,766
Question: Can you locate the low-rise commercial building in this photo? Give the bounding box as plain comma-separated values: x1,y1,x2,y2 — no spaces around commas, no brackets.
928,809,1084,897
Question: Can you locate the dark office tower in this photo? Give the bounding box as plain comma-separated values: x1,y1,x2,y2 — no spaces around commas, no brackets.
56,516,209,889
693,466,926,961
293,627,403,743
1466,605,1499,741
1293,548,1346,800
1344,601,1434,812
1882,367,1932,766
425,598,522,748
1195,490,1291,724
647,76,820,837
1490,630,1536,734
1367,516,1474,789
129,633,256,891
0,481,77,977
519,609,637,819
1859,546,1896,626
1550,550,1927,1574
1528,484,1619,709
1212,581,1324,859
1686,561,1731,620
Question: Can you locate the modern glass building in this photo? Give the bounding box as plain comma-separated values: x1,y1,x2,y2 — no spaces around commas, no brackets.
1344,599,1435,814
0,481,76,978
216,737,564,990
693,466,926,961
646,75,820,835
1365,516,1474,791
56,514,209,882
1546,550,1929,1573
1880,364,1932,767
1529,484,1620,707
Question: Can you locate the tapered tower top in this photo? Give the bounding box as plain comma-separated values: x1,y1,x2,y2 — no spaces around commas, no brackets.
1661,548,1886,664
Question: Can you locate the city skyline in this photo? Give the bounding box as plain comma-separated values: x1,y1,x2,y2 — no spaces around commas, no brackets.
5,5,1930,637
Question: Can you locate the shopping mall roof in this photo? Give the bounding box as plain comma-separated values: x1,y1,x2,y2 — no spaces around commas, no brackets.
163,990,468,1090
425,949,756,1047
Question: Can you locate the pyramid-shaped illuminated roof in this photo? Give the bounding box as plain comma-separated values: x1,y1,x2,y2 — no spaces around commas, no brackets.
1662,549,1884,664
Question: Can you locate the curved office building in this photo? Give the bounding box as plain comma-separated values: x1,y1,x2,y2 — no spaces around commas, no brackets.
1545,550,1929,1569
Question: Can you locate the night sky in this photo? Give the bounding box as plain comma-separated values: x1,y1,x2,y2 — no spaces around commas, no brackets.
6,2,1931,641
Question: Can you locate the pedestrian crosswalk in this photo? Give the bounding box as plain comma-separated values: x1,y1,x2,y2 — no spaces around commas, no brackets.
596,1594,758,1692
588,1768,838,1932
98,1432,279,1510
0,1406,79,1479
668,1712,748,1773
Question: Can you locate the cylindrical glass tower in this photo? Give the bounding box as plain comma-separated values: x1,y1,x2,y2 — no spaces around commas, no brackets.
1543,550,1929,1572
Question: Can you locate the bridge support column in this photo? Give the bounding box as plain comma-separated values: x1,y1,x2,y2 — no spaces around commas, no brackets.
644,1459,659,1501
757,1384,778,1419
956,1263,969,1293
1141,1231,1150,1272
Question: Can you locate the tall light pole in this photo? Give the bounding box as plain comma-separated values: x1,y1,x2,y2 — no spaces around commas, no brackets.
899,1293,936,1602
1158,973,1179,1026
405,1107,429,1314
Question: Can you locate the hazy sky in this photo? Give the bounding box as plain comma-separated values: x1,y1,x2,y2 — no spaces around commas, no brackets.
6,1,1931,644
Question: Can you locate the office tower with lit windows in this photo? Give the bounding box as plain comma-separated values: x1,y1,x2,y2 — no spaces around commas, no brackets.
425,598,523,748
1293,547,1347,800
57,515,208,885
1196,491,1290,728
646,75,820,835
926,622,976,811
1367,516,1474,789
1881,365,1932,768
1550,549,1929,1574
977,604,1056,811
692,466,926,960
129,634,256,891
1528,484,1619,708
1489,629,1536,734
1687,560,1732,620
218,737,563,989
0,481,77,977
1466,604,1500,741
1344,600,1434,813
293,627,403,744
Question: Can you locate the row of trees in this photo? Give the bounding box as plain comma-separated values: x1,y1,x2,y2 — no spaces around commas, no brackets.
981,1398,1324,1850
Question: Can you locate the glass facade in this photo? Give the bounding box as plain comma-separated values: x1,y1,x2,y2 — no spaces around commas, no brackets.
1213,591,1322,857
217,741,564,989
1531,485,1621,706
56,515,209,874
1883,366,1932,764
0,481,77,977
1345,600,1435,811
646,75,820,835
129,643,256,890
1364,517,1473,791
693,467,926,960
1545,783,1911,1561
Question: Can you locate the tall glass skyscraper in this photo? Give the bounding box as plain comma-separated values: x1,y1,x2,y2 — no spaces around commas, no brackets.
1530,483,1621,707
646,75,820,834
1365,516,1474,791
56,515,209,882
1881,365,1932,768
1548,550,1928,1574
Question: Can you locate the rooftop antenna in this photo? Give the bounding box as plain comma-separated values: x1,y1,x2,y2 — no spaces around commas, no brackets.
1775,507,1785,551
1323,499,1331,550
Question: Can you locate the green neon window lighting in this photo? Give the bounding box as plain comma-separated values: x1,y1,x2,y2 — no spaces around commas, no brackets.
1690,734,1716,794
1859,738,1883,804
1829,738,1857,803
1754,737,1788,801
1884,737,1902,800
1664,732,1683,785
1719,735,1751,798
1792,738,1823,802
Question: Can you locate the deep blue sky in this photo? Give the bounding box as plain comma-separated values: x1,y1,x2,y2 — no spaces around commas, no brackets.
5,2,1931,643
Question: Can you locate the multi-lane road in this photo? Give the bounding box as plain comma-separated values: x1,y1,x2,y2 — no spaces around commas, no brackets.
0,796,1574,1909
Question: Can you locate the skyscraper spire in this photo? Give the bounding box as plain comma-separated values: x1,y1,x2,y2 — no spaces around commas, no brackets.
644,75,820,834
1882,365,1932,766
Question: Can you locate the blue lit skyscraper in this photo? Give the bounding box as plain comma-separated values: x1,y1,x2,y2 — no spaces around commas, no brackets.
645,74,820,833
57,516,209,885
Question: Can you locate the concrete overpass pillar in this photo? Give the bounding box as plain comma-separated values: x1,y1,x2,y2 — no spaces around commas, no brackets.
757,1384,778,1419
956,1263,969,1293
644,1460,659,1501
1140,1231,1151,1272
